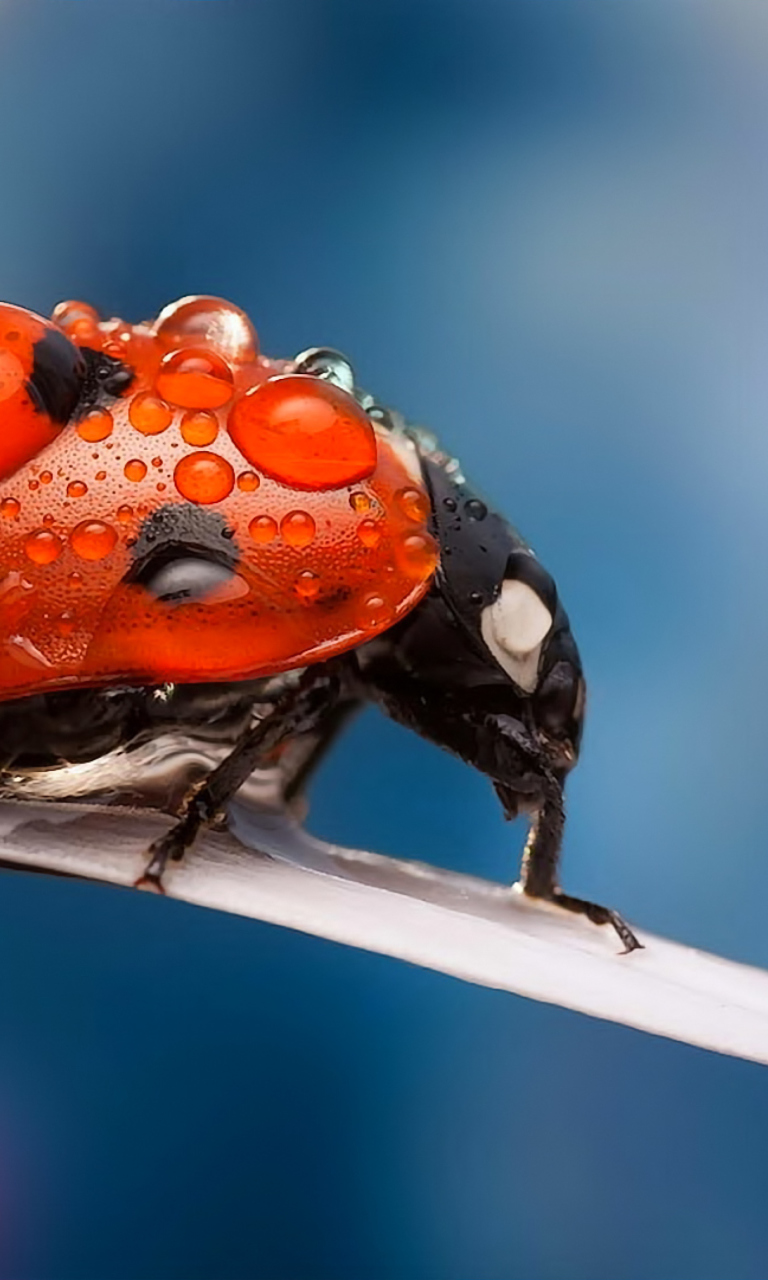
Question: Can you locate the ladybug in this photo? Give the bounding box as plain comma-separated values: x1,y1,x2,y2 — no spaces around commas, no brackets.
0,296,639,951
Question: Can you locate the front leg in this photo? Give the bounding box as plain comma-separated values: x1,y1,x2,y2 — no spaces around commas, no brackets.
519,778,642,953
137,663,344,889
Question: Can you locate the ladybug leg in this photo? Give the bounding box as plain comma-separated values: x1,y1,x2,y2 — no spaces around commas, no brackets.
135,664,343,890
517,777,642,954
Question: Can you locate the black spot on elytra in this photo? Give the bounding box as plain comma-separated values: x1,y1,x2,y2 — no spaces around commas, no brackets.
74,346,134,417
126,504,239,600
26,328,86,425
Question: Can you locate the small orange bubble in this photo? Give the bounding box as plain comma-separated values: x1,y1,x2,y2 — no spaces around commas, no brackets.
67,480,88,498
116,505,133,523
70,520,117,561
281,510,316,548
39,470,52,485
248,514,278,544
129,393,172,435
396,531,439,579
1,498,19,520
151,456,163,469
349,491,371,513
237,470,260,493
357,518,381,548
67,571,83,590
77,408,113,443
28,479,39,492
124,459,147,482
95,470,107,481
157,347,234,409
294,569,320,601
396,486,430,523
42,514,53,526
156,482,167,492
57,611,75,636
355,593,393,630
24,529,62,564
174,451,234,504
180,409,219,447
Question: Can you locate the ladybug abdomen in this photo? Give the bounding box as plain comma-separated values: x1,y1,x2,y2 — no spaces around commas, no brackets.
0,298,438,698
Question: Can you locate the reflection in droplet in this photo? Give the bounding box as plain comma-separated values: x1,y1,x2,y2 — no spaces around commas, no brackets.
77,409,113,442
70,520,117,561
249,514,278,544
174,451,235,504
24,529,62,564
129,393,172,435
294,569,320,601
281,510,316,548
180,409,219,447
124,459,147,482
157,347,234,409
357,518,381,548
396,486,430,523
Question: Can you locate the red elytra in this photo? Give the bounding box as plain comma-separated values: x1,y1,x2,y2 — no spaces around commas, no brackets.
0,305,80,482
0,298,438,698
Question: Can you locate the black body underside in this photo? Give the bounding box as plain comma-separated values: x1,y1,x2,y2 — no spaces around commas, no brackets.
0,678,279,773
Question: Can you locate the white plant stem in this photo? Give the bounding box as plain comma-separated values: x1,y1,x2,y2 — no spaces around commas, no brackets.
1,795,767,1066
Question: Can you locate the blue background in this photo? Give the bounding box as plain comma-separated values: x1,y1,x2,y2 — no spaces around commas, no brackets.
0,2,767,1277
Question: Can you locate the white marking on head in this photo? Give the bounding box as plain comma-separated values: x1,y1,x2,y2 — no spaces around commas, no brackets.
480,579,553,692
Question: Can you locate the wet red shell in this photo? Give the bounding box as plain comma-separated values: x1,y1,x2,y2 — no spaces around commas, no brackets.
0,297,438,698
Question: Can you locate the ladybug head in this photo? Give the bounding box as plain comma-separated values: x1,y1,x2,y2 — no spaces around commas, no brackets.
358,441,584,803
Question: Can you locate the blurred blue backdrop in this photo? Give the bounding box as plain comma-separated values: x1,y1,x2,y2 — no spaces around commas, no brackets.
0,2,767,1277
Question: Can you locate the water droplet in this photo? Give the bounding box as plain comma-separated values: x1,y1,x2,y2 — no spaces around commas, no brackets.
124,459,147,482
292,347,355,394
57,611,75,636
39,470,52,485
469,591,483,605
67,480,87,499
116,505,133,523
155,296,258,363
465,498,487,522
349,491,371,513
67,571,83,590
52,300,100,344
237,470,260,492
356,592,392,630
151,456,163,469
24,529,62,564
180,409,219,447
157,347,234,409
77,408,113,443
70,520,117,561
396,486,430,523
129,393,172,435
156,482,167,492
95,470,107,481
249,514,278,544
294,569,320,601
281,510,316,548
443,496,457,512
174,451,234,504
228,375,377,490
1,498,19,520
357,518,381,548
396,531,439,579
28,479,39,492
43,513,54,526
